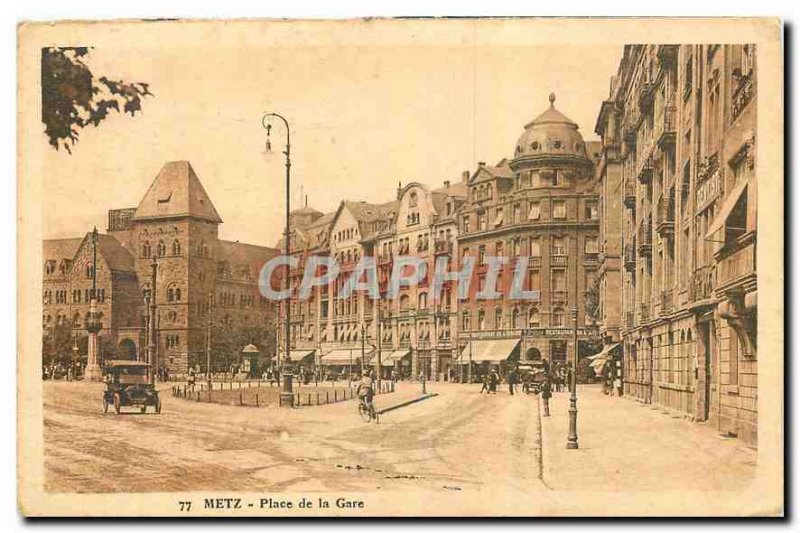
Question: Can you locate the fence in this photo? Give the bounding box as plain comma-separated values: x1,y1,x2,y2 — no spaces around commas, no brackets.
170,379,395,408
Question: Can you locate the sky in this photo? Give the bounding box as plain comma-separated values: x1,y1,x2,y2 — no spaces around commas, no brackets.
38,20,623,248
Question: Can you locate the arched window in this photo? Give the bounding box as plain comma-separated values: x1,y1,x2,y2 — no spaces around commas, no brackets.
409,191,418,208
399,294,410,311
512,307,520,328
172,239,181,256
495,306,502,329
418,292,428,310
85,262,95,279
166,283,181,303
156,240,166,257
141,241,151,259
552,307,565,327
528,307,540,327
478,308,486,330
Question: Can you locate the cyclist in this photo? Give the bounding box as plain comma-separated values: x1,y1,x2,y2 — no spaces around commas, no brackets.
357,369,376,419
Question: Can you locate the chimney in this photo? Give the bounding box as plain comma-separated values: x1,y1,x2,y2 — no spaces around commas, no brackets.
462,170,470,183
443,180,451,188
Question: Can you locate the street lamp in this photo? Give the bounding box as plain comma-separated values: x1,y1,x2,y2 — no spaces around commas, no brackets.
566,224,579,449
263,111,294,408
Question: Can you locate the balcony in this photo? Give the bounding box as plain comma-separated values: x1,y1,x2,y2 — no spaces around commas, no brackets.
688,264,716,302
656,105,677,151
731,70,754,121
624,179,637,209
639,302,651,322
434,239,453,255
716,238,756,292
656,195,675,237
660,289,674,316
528,256,542,268
624,243,637,272
550,254,568,267
657,45,679,69
637,156,654,184
638,81,656,112
637,223,652,257
584,252,599,266
551,290,568,304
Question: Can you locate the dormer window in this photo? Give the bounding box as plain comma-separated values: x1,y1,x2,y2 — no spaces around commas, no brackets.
531,141,540,150
409,191,418,208
44,260,56,276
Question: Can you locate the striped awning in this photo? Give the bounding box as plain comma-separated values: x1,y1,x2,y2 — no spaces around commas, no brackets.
321,347,375,366
287,349,315,362
378,349,410,366
458,338,520,364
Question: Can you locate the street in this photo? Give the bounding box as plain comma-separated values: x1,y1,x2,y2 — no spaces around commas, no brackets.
44,381,545,494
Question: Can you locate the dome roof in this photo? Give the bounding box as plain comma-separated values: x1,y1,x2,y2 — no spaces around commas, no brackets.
514,93,588,160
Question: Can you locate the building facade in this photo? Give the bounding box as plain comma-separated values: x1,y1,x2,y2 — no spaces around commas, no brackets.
595,44,758,445
43,161,278,376
456,94,603,374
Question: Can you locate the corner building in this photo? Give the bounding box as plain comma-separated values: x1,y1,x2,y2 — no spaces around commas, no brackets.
456,94,603,374
596,45,758,445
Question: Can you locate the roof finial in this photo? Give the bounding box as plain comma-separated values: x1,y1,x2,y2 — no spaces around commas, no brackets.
549,92,556,107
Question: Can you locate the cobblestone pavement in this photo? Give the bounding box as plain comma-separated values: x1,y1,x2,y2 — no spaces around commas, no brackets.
43,381,544,494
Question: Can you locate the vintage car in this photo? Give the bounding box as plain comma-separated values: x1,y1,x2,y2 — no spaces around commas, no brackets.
102,360,162,414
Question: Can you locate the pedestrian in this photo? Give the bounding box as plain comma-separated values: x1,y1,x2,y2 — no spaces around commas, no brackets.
541,376,552,417
507,368,517,395
489,369,499,394
187,367,196,391
480,373,490,394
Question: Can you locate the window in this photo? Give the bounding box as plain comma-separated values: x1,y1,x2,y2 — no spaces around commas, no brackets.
461,311,471,331
529,202,541,220
584,200,599,220
142,241,151,258
45,261,55,275
513,204,521,223
156,240,166,257
478,212,487,231
585,236,599,255
493,208,504,227
409,191,418,208
552,307,566,327
529,269,541,291
172,239,181,256
552,237,567,256
399,293,410,311
553,200,566,219
551,269,566,291
462,215,471,233
531,171,541,188
43,290,52,305
167,283,181,303
529,238,541,257
512,307,520,328
418,292,428,310
495,241,504,256
494,307,503,329
528,307,540,327
85,262,95,279
683,56,693,99
478,308,486,330
478,245,486,265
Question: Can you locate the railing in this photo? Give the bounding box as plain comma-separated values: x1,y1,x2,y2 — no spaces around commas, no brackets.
637,222,652,256
732,70,754,121
434,240,453,254
625,311,634,328
624,243,637,271
637,156,654,183
639,302,651,322
660,289,674,316
551,290,568,303
688,264,716,302
656,105,677,149
716,240,756,289
551,255,568,267
624,179,637,209
656,194,675,235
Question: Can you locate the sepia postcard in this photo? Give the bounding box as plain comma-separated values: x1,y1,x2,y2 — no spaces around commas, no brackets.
17,17,784,517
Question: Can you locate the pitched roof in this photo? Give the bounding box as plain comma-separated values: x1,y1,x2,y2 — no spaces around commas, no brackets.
95,234,136,272
43,237,83,263
217,240,278,270
132,161,223,223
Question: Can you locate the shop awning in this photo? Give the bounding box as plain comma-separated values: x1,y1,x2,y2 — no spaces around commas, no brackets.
287,349,315,362
378,349,410,366
705,179,749,240
459,338,520,364
321,347,374,366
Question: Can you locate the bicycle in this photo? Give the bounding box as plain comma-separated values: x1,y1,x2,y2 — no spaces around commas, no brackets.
358,396,378,423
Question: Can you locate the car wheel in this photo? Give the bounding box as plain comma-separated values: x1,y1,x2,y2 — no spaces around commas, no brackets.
102,397,109,413
155,396,162,414
113,393,121,415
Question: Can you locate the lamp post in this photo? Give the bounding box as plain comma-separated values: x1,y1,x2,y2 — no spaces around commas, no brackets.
206,292,213,388
360,323,366,378
147,255,158,386
566,224,579,450
263,111,294,408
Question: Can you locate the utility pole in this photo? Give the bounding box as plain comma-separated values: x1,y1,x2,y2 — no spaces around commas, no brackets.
567,224,580,450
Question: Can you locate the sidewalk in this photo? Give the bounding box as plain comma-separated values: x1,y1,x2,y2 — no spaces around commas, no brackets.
540,384,757,492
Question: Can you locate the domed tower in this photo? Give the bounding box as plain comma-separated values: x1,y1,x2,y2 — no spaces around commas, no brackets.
508,93,601,365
